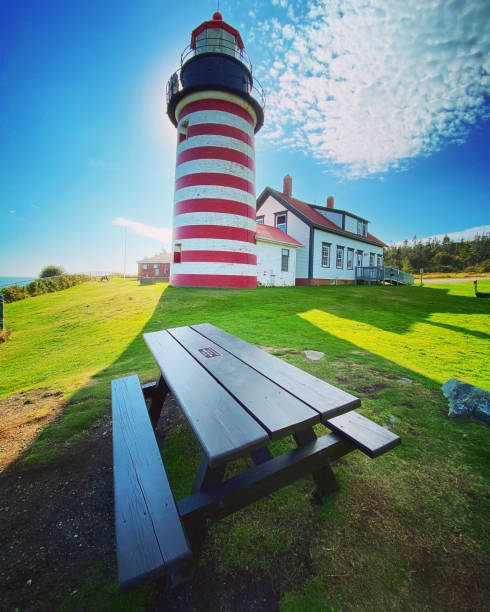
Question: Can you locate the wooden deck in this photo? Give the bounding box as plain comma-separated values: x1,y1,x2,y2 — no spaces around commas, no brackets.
355,266,414,285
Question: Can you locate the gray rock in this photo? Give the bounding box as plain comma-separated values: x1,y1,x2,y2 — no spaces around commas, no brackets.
304,350,325,362
442,379,490,425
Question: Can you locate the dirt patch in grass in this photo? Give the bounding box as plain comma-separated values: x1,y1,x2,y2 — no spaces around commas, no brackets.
258,345,302,357
353,382,389,397
0,412,115,610
0,394,283,611
0,390,65,470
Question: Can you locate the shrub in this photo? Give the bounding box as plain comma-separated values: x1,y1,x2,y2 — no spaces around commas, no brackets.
0,275,90,303
39,265,65,278
477,259,490,273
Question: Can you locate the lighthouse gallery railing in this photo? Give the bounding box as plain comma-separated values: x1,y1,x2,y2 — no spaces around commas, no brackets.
166,37,266,109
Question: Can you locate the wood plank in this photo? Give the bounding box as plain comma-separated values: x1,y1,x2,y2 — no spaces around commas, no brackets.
143,331,268,466
192,323,360,420
112,375,192,592
149,376,169,428
141,380,158,399
293,427,339,497
167,326,320,439
177,432,355,533
326,410,401,458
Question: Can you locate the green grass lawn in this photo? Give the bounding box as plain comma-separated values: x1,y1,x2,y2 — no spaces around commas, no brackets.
1,278,489,610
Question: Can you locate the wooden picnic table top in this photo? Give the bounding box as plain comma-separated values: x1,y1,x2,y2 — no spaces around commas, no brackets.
143,323,361,468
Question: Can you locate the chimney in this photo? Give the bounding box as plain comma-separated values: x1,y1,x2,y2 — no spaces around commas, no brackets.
283,174,292,196
326,196,334,209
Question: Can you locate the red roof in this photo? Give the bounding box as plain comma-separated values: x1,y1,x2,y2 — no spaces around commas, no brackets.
266,188,387,248
256,223,303,246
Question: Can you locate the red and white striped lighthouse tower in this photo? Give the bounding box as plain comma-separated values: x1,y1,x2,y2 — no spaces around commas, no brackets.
166,12,264,288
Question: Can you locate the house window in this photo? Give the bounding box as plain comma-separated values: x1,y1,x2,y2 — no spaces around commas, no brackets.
357,221,367,236
347,248,354,270
369,252,375,266
256,215,264,224
281,249,289,272
143,263,148,270
336,246,344,269
173,243,182,263
155,267,159,276
356,250,363,267
275,212,287,233
321,242,331,267
377,254,383,267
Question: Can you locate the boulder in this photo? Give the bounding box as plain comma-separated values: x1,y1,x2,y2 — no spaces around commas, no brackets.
442,379,490,425
303,350,325,362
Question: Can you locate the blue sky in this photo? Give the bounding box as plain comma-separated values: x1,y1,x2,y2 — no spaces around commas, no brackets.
1,0,489,276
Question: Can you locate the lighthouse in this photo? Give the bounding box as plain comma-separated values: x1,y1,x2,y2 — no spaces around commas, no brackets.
166,12,264,288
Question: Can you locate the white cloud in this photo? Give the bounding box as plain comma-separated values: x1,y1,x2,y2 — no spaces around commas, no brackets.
255,0,490,177
389,225,490,246
112,217,172,246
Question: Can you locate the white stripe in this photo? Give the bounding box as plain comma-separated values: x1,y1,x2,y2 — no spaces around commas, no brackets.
175,90,258,127
174,212,256,231
174,198,256,216
174,185,256,207
182,110,253,135
175,238,256,254
171,261,257,276
179,135,255,160
175,159,254,183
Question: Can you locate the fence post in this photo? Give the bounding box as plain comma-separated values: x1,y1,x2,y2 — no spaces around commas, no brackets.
0,295,4,331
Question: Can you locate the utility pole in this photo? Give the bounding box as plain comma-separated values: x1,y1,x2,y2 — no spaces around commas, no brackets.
123,226,127,279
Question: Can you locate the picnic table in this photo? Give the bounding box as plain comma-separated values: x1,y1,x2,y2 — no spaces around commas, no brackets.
112,323,401,592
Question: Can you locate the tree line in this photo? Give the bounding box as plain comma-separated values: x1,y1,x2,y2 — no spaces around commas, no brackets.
384,234,490,273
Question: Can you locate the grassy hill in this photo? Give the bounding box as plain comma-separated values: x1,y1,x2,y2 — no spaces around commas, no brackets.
0,278,489,610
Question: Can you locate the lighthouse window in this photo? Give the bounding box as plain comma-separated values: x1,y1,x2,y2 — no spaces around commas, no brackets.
196,27,238,58
178,120,189,144
173,243,182,264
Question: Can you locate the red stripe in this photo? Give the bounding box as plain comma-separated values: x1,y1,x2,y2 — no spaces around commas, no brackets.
176,173,255,195
180,251,257,265
188,123,254,148
174,225,255,243
179,99,254,127
171,274,257,289
177,146,254,171
175,199,255,219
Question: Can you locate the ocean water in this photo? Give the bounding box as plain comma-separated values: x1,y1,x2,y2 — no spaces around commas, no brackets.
0,276,36,289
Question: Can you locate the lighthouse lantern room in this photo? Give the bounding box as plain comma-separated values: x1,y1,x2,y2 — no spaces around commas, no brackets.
166,12,264,288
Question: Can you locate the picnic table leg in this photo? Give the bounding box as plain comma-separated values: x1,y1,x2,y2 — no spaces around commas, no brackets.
192,454,226,493
148,375,169,429
293,428,339,500
251,446,273,465
185,454,227,564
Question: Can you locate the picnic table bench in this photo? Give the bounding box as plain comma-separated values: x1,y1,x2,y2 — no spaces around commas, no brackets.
112,323,401,592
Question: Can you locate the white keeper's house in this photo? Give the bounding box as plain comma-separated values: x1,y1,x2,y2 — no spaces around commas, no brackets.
256,175,387,286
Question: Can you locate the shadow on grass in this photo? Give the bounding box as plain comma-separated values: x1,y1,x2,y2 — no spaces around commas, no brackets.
1,283,489,611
